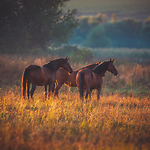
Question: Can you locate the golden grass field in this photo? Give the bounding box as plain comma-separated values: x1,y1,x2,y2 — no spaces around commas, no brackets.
0,53,150,150
0,90,150,150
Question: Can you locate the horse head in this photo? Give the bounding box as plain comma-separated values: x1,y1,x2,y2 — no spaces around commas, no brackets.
61,57,73,74
107,59,118,76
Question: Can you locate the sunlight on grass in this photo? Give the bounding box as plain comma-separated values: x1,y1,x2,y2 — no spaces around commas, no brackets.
0,54,150,149
0,90,150,150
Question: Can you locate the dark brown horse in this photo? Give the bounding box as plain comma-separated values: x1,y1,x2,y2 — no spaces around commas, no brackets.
52,62,101,96
22,57,73,99
76,59,118,101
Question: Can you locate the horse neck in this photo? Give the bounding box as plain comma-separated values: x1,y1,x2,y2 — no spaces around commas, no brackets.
45,59,64,72
92,62,108,76
86,64,97,70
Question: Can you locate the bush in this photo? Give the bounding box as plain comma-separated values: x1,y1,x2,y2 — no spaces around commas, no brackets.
70,47,94,63
82,26,111,48
49,45,94,64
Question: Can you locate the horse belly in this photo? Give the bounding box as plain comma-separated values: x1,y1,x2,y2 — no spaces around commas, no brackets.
37,80,48,86
37,72,54,86
91,75,102,89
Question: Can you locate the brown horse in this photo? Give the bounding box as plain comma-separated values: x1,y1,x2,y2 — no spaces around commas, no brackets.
52,62,101,96
76,59,118,101
22,57,73,99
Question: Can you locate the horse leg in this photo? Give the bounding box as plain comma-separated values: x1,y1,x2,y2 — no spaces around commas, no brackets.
31,84,36,99
48,83,53,98
89,89,92,100
51,82,55,93
85,89,88,99
27,82,30,99
54,83,62,96
97,87,102,101
85,87,91,102
44,85,47,99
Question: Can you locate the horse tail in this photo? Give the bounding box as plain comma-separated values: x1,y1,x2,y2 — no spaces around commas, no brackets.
21,67,29,98
80,72,84,98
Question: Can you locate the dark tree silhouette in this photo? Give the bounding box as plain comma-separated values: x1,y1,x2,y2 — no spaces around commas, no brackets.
0,0,78,53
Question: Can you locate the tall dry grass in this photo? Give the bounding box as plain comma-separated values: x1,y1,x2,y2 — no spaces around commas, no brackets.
0,54,150,149
0,90,150,150
0,54,150,95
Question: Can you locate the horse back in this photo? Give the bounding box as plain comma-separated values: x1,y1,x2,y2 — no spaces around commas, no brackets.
27,65,41,70
27,65,55,85
26,65,41,76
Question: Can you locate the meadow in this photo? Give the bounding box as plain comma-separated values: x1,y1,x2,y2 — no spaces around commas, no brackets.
0,50,150,149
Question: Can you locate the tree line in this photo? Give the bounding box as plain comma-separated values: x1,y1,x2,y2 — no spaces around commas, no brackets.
69,13,150,48
0,0,78,53
1,1,150,54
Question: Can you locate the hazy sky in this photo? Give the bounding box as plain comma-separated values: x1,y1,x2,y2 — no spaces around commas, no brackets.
66,0,150,13
66,0,150,21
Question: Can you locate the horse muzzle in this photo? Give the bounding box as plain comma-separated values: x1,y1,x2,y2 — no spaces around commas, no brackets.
69,69,73,74
114,71,118,76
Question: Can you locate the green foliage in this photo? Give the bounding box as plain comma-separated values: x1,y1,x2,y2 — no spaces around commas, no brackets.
51,45,78,56
82,26,111,48
69,13,108,45
69,15,150,48
103,18,143,48
50,45,94,63
0,0,79,53
70,47,94,63
140,24,150,48
87,13,107,27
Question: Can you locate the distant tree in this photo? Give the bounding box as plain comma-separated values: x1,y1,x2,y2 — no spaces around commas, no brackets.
73,16,91,40
103,18,142,47
88,13,107,27
96,13,107,23
111,13,118,23
0,0,78,53
79,16,90,30
140,21,150,48
69,13,108,45
82,26,111,48
145,16,150,25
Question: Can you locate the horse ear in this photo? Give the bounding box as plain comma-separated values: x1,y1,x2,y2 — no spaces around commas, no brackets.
110,59,114,62
65,57,69,60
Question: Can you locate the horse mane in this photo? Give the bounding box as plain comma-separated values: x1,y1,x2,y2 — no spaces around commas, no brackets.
81,63,96,70
77,62,100,71
92,61,109,74
43,58,65,70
